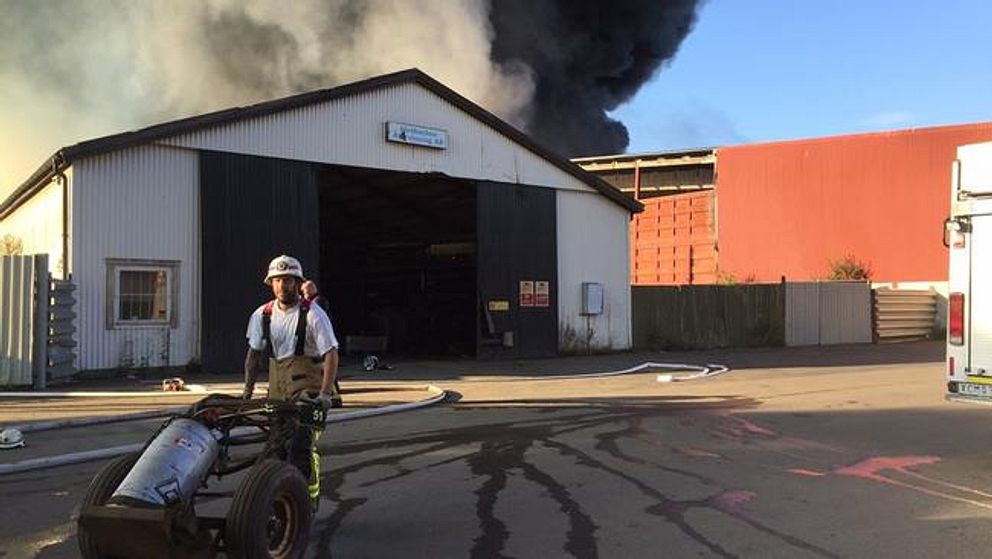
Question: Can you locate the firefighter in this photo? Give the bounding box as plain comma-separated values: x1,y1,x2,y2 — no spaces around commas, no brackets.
243,254,339,506
301,279,343,405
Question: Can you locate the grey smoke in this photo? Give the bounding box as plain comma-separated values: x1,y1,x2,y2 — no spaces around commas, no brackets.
0,0,700,192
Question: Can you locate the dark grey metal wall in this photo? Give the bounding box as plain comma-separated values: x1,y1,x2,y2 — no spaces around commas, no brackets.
200,151,320,373
476,181,558,358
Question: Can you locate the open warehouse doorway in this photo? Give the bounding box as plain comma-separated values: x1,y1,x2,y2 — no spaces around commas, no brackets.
201,151,558,373
316,165,478,358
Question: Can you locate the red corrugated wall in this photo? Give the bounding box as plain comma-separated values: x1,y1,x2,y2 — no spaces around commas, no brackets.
715,123,992,283
631,191,717,284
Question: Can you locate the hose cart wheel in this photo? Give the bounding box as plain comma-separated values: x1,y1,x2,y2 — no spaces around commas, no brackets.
226,459,312,559
77,453,140,558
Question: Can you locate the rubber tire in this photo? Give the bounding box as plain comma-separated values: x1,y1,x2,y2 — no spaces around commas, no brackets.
77,452,140,558
226,459,312,559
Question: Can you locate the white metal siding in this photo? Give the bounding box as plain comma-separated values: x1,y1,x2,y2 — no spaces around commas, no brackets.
160,82,593,193
72,145,200,370
970,216,992,372
0,178,65,276
786,282,872,346
557,190,631,351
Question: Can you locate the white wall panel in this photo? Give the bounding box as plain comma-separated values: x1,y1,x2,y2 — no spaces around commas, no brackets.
0,178,65,275
72,145,200,370
161,83,593,193
557,190,631,351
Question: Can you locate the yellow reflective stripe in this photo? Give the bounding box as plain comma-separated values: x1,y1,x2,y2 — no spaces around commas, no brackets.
966,375,992,385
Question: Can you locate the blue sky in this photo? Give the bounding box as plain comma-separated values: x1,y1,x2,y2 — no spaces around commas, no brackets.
612,0,992,153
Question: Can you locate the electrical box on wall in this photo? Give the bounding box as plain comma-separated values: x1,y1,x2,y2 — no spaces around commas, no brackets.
581,282,604,315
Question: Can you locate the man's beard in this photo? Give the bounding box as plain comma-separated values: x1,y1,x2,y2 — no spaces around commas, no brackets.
277,291,299,306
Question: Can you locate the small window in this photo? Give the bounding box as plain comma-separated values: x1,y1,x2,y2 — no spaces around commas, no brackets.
106,259,179,328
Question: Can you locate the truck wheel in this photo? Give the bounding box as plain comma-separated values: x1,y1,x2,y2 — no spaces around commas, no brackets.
226,459,312,559
77,452,139,558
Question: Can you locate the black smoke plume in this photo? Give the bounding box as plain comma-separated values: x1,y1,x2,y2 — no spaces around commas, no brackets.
489,0,701,157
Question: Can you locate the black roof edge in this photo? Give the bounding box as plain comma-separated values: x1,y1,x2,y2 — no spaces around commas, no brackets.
1,68,641,219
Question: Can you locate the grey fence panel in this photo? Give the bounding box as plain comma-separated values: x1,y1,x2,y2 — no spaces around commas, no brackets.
0,255,37,386
785,283,820,346
820,282,872,344
786,281,872,346
632,284,785,350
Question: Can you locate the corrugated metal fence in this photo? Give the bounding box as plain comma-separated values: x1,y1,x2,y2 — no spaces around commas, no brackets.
785,282,872,346
0,254,76,387
1,254,46,386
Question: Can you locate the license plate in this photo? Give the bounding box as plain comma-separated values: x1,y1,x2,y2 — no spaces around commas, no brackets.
957,382,992,398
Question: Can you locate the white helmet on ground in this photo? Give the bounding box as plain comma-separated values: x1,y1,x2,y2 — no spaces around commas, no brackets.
264,255,305,285
0,428,25,449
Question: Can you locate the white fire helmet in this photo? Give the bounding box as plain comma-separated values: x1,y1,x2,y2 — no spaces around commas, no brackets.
0,428,25,450
264,255,305,285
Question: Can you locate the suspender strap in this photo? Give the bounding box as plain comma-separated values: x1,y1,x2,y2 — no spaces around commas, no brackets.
262,300,310,357
295,301,309,356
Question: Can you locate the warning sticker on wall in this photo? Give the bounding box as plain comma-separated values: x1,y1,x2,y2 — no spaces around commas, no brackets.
488,300,509,312
519,281,535,307
535,281,550,307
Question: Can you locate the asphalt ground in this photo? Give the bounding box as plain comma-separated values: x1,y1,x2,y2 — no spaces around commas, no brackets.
4,341,991,558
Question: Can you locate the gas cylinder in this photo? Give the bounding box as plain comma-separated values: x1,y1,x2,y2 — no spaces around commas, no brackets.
109,418,220,507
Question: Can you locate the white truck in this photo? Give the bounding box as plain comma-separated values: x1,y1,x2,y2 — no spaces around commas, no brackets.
946,141,992,403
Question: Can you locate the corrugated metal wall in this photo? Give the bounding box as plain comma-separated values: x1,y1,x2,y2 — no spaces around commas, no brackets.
160,82,593,194
0,179,65,276
557,190,632,351
716,123,992,283
72,145,200,370
631,191,716,284
0,255,38,385
785,282,872,346
477,182,558,358
200,151,320,373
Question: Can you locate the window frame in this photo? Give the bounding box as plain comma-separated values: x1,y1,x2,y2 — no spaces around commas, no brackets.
106,259,180,329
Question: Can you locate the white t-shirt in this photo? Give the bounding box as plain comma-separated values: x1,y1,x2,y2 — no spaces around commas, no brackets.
246,301,339,359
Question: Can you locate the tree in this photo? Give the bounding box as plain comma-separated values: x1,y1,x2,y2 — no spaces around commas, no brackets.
0,234,23,256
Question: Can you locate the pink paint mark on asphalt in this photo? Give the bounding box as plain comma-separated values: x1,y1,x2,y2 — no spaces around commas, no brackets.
788,468,827,477
835,456,940,480
735,417,777,436
712,489,757,512
833,455,992,511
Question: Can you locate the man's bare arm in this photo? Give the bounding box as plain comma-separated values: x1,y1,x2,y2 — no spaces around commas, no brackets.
320,349,339,396
243,348,266,398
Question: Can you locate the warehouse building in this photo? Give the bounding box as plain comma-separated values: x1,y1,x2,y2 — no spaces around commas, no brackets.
577,122,992,285
0,69,641,373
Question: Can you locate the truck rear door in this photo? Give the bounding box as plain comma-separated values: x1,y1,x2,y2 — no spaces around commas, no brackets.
970,215,992,374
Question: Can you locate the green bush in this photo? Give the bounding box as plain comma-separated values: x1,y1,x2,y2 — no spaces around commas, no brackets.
828,254,871,280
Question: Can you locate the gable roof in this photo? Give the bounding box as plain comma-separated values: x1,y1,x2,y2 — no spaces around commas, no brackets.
0,68,642,220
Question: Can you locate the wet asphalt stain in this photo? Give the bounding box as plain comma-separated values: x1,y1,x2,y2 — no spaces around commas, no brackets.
516,455,598,559
468,439,513,559
308,396,836,558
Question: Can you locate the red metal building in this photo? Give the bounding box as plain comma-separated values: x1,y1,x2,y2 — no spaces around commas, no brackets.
716,123,992,283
